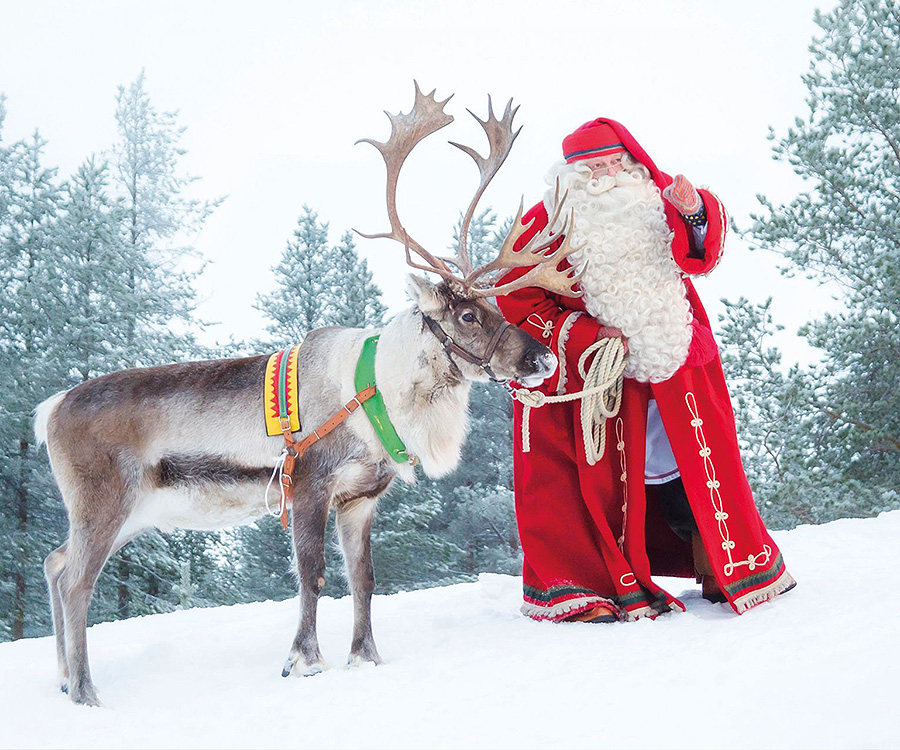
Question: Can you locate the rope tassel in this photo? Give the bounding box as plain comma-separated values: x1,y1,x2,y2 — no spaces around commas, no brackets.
513,337,627,464
264,449,289,524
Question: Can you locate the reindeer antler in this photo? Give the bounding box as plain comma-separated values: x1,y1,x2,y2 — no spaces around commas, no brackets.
466,180,585,298
355,81,459,284
357,83,585,299
449,97,521,277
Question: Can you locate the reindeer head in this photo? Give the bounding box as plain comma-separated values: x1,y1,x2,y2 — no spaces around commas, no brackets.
358,83,584,387
402,274,552,386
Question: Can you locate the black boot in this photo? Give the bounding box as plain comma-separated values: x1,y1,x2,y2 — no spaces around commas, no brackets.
648,478,697,542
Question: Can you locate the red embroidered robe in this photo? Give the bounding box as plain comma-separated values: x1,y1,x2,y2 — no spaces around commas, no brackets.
497,119,795,621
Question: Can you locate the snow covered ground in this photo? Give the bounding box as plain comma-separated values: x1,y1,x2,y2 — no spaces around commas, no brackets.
1,512,897,750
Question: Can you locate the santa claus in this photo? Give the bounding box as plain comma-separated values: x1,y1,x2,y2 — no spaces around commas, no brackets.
497,119,796,622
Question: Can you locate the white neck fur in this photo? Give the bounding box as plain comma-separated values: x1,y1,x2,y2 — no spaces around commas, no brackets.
375,308,472,479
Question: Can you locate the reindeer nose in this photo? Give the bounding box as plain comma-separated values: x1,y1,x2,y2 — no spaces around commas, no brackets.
525,344,557,375
536,349,558,376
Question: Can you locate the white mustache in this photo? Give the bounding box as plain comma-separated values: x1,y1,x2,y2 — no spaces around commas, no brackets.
586,175,616,195
585,169,644,195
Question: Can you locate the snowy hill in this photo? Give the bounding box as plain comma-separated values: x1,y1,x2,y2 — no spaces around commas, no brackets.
1,513,898,750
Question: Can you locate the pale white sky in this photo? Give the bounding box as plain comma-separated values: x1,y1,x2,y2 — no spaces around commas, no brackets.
0,0,837,361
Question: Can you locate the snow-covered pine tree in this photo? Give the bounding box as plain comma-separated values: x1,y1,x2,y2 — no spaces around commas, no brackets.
96,73,224,621
0,95,9,222
256,205,335,347
0,129,69,639
717,298,848,528
50,158,134,379
748,0,900,521
113,70,220,367
328,230,387,329
368,483,467,593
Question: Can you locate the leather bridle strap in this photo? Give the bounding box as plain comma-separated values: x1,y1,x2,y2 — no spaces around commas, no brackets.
421,313,512,382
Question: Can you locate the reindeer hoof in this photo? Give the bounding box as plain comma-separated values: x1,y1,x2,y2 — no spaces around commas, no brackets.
70,686,101,707
348,651,383,668
300,663,326,677
282,653,328,678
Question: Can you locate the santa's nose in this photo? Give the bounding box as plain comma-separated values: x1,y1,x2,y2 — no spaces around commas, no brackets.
591,162,623,178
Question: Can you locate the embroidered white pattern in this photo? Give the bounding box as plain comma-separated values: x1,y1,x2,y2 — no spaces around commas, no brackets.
685,392,771,576
526,313,554,339
616,417,628,550
556,311,582,395
619,572,636,587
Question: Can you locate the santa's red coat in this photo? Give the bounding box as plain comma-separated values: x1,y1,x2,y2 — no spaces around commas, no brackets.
497,119,795,620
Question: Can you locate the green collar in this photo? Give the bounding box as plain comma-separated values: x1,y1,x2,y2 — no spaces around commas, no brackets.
354,335,414,464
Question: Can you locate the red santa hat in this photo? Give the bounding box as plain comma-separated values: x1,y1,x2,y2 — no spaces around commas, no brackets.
562,120,628,163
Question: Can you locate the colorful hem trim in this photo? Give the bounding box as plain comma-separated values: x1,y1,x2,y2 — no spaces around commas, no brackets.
521,593,620,622
726,552,796,613
522,582,681,623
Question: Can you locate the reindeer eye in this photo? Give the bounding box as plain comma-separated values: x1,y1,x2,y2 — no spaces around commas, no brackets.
461,311,478,324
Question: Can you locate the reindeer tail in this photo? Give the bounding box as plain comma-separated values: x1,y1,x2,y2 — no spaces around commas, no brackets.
34,391,67,448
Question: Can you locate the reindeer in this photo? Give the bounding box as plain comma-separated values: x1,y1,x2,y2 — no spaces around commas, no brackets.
35,83,584,706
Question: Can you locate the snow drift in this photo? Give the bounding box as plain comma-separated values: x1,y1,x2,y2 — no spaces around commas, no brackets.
1,512,898,750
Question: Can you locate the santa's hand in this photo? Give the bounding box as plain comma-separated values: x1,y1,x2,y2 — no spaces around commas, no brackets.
663,174,703,216
597,326,629,354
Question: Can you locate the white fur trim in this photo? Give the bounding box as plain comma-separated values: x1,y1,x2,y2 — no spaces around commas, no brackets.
555,311,582,395
692,190,728,277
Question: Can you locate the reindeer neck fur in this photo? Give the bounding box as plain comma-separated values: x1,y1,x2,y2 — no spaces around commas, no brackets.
375,306,472,479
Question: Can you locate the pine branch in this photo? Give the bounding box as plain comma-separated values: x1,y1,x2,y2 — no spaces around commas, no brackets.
810,400,900,451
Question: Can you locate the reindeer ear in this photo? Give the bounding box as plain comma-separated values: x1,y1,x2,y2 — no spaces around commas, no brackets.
406,274,443,315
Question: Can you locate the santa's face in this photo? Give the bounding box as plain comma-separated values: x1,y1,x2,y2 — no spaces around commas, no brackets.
580,152,626,179
542,155,693,383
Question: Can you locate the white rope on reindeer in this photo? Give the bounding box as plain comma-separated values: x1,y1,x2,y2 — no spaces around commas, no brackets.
513,335,627,465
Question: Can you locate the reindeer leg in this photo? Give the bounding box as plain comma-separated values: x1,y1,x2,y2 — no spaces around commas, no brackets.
282,479,330,678
336,496,383,667
44,542,69,693
58,518,126,707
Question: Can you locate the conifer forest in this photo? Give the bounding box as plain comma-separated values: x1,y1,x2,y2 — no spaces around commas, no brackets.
1,0,898,641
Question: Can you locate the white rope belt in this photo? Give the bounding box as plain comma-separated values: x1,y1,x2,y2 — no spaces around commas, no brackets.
512,337,627,465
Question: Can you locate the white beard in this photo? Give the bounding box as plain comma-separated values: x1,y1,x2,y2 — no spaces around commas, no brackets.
544,161,692,383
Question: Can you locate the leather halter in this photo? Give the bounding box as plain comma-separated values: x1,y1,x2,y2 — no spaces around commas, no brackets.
420,312,512,383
